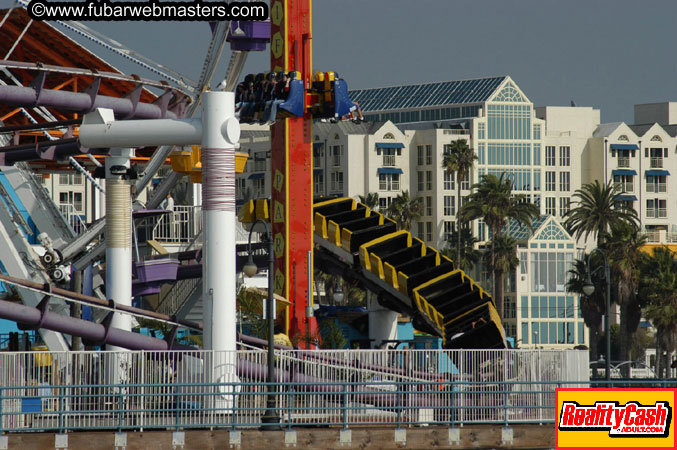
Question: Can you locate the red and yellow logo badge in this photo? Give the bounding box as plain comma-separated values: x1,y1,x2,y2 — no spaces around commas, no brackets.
556,389,675,449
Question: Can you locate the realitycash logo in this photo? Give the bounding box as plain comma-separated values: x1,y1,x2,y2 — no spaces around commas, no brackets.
558,401,671,437
556,389,676,449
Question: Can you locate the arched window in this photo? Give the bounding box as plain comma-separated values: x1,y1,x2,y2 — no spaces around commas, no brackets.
651,135,662,142
617,135,629,142
382,132,395,140
334,133,340,140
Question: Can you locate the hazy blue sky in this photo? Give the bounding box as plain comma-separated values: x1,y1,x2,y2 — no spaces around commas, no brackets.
57,0,677,123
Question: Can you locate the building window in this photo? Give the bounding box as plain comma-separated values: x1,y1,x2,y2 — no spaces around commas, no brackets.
331,145,343,167
533,124,541,140
443,171,455,190
380,173,400,191
314,172,324,193
646,175,667,193
417,171,425,192
59,174,69,185
417,222,424,240
254,178,265,197
254,152,267,172
426,171,432,191
545,171,556,191
617,149,631,168
331,172,344,192
379,197,392,210
382,148,397,166
426,222,433,242
546,197,556,215
649,148,664,168
559,146,570,166
545,146,556,166
425,145,432,165
73,192,83,212
461,173,470,190
478,123,485,140
443,221,453,241
530,252,574,293
559,172,570,192
614,174,634,193
559,197,570,217
313,144,324,168
533,144,540,166
444,196,455,216
417,145,425,166
646,199,667,218
425,196,432,216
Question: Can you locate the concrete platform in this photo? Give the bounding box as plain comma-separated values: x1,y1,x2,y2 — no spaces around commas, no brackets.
2,424,555,449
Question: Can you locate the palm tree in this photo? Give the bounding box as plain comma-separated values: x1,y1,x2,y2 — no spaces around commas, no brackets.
442,227,480,272
441,140,477,266
358,192,380,211
606,222,647,372
490,234,519,320
460,173,539,320
640,247,677,378
563,180,638,249
385,190,423,231
567,256,605,362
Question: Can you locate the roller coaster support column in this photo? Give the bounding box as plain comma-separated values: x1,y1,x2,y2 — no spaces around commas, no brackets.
201,92,242,405
105,147,134,352
80,92,241,363
270,0,318,341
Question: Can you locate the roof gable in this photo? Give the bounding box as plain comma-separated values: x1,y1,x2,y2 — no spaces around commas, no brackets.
488,78,530,104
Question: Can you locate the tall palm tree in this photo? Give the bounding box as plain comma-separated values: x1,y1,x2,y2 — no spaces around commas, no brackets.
563,180,638,249
606,222,647,371
490,234,519,320
461,173,539,320
567,256,605,361
442,227,480,272
385,190,423,231
441,140,477,266
358,192,380,211
640,247,677,378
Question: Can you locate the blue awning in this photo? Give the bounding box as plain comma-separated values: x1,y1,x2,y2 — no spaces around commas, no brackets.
313,142,324,149
612,169,637,176
617,195,637,201
610,144,638,150
646,170,670,176
248,173,265,179
376,143,405,149
377,168,403,175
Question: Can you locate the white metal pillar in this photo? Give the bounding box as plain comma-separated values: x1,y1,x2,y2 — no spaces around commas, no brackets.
105,148,135,351
368,296,398,348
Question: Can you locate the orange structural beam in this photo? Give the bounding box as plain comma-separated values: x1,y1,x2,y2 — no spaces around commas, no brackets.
270,0,317,341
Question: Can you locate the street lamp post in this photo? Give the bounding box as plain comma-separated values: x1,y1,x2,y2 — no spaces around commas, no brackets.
582,248,611,382
243,219,280,426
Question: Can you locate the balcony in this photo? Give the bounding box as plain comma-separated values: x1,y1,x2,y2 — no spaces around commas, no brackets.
650,157,664,168
382,155,396,167
646,208,667,219
640,230,677,244
646,183,667,193
614,182,633,193
617,157,630,168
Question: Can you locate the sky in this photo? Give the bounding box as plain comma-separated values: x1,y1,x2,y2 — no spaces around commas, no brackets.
10,0,677,123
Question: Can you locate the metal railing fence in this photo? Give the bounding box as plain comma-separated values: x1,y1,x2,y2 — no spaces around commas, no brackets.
0,348,590,432
137,206,202,243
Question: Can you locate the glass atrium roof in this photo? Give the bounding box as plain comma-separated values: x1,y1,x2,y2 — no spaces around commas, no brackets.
350,76,506,112
503,216,549,241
